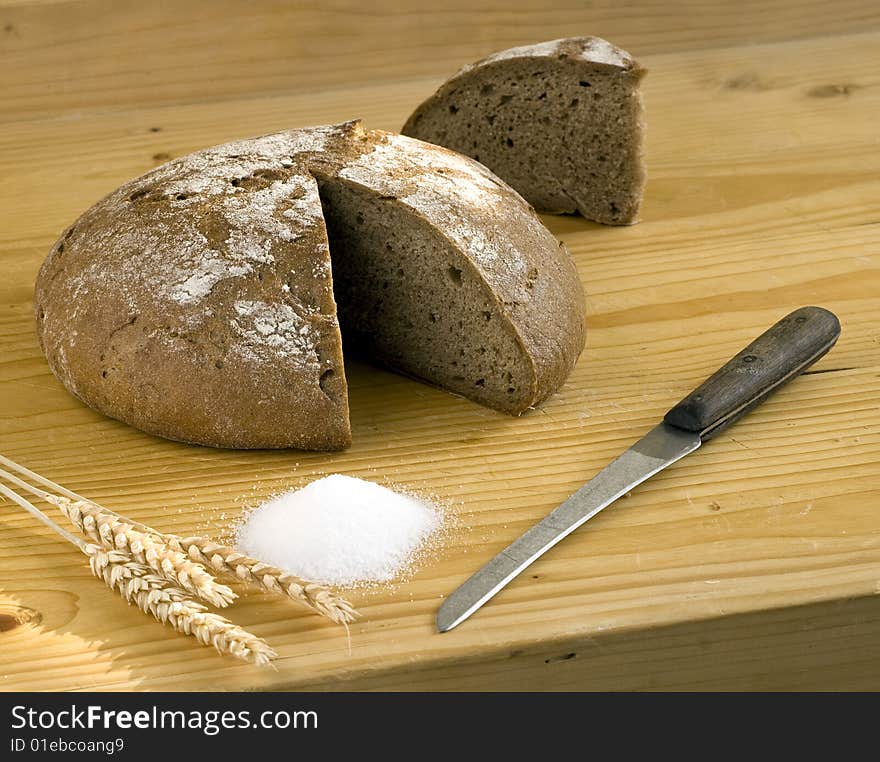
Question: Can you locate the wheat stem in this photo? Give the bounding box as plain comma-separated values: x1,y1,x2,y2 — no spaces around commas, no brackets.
0,453,89,505
2,466,237,607
0,481,87,549
45,494,355,623
0,482,274,664
48,495,236,609
0,456,358,624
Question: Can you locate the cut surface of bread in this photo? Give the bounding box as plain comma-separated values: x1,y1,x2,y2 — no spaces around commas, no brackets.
317,133,583,414
319,180,536,412
34,123,585,450
402,37,646,225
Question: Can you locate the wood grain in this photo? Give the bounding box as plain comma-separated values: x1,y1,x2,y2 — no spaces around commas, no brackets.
1,0,879,122
0,17,879,690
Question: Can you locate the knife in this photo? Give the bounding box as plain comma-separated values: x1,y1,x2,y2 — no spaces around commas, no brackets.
437,306,841,632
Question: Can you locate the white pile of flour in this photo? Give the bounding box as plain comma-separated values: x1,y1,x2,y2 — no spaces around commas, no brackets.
235,474,440,587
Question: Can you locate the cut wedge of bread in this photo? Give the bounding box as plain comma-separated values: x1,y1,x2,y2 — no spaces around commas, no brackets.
403,37,646,225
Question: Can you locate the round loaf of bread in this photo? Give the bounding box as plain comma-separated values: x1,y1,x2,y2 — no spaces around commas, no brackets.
34,121,585,449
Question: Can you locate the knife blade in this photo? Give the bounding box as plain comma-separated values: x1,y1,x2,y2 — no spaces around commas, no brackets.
437,306,841,632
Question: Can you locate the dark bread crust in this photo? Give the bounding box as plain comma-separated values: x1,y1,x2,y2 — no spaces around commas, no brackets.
34,123,585,449
35,124,357,450
321,132,585,413
402,37,646,225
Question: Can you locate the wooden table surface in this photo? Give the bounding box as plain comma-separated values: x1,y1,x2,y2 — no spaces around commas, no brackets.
1,1,879,691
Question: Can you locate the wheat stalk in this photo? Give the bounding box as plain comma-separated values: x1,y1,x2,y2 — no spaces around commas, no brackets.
0,454,358,625
0,482,274,665
169,536,358,624
48,495,236,609
50,494,356,623
88,547,276,665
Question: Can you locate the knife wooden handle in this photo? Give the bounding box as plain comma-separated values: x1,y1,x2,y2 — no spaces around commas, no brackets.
664,306,841,441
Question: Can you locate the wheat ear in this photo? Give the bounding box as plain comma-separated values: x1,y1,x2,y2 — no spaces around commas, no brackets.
88,547,276,665
0,454,357,624
0,482,274,665
169,536,358,624
48,495,236,609
47,494,354,623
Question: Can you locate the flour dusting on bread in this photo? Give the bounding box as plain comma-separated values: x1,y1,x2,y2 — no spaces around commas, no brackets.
34,122,586,449
340,132,529,272
231,299,322,367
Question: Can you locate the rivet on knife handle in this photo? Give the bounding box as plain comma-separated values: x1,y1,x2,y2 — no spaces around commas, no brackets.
664,306,841,441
